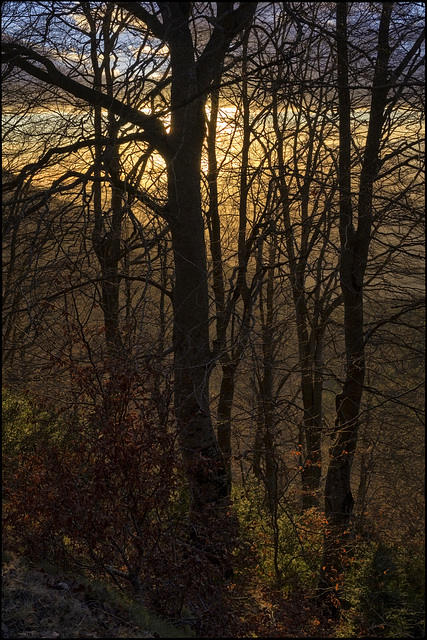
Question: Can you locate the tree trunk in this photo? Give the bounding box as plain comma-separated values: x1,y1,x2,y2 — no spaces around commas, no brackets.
2,0,258,517
168,125,229,510
87,7,124,359
166,8,229,509
91,109,124,358
319,1,393,598
272,91,324,510
206,44,255,487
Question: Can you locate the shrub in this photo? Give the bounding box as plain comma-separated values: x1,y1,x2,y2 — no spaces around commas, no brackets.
2,387,65,460
3,362,180,598
231,478,327,592
3,361,241,636
337,538,425,637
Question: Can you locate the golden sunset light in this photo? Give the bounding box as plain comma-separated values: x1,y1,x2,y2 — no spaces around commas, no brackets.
2,2,424,638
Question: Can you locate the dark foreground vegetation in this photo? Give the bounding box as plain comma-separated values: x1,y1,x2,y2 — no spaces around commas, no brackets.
2,2,425,637
2,381,424,638
2,550,189,639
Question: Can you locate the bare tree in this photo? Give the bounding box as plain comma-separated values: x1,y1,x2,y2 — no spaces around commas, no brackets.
319,0,425,598
2,2,260,516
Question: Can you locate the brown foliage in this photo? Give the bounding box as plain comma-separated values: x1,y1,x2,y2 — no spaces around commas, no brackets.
3,362,178,589
2,359,241,635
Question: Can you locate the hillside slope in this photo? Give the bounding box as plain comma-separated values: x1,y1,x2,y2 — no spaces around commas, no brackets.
2,552,192,639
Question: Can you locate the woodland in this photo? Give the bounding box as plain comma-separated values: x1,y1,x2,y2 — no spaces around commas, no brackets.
1,2,425,638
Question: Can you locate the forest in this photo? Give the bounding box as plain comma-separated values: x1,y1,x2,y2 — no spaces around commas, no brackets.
1,2,425,638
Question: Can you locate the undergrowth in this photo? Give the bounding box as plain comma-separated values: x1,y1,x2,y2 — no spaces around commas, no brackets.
2,550,194,638
2,384,425,638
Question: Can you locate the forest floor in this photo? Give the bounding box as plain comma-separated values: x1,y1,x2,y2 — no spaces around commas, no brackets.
1,552,192,639
2,551,338,638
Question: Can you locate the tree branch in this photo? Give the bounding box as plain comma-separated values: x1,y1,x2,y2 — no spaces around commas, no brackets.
115,2,166,39
1,42,170,158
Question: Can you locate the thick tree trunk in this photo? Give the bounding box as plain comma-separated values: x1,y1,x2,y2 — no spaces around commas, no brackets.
144,0,256,515
166,9,229,505
2,0,257,519
168,135,229,510
319,1,392,598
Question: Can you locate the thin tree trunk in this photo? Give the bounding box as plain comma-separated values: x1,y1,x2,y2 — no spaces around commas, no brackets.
86,5,123,359
272,91,324,509
206,39,255,485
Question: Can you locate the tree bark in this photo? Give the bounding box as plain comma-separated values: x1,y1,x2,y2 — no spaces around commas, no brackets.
164,2,256,510
272,89,325,510
1,0,258,514
168,132,230,508
75,3,124,358
319,1,393,597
